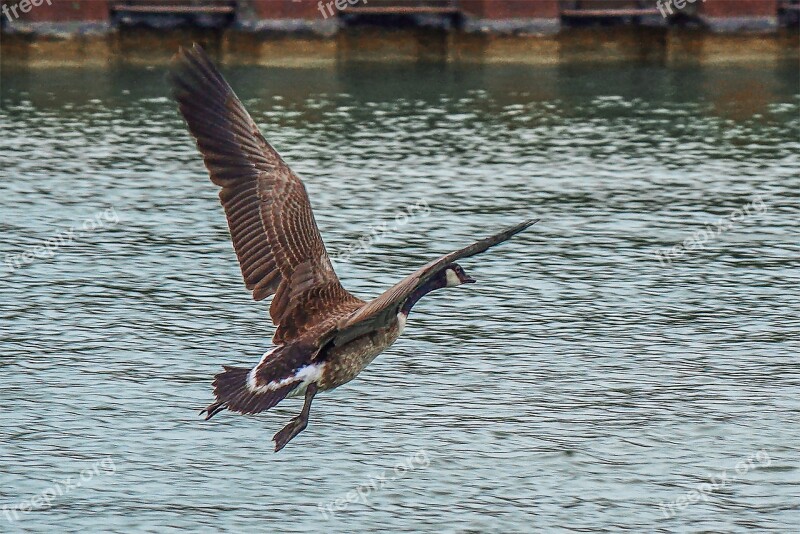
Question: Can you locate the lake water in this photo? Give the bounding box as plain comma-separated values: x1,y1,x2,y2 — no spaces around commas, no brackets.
1,58,798,532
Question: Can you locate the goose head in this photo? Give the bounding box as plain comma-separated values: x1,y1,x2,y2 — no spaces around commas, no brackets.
398,263,476,317
443,263,476,287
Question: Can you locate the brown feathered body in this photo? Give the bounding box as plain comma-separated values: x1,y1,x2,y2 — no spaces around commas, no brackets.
206,312,404,419
319,315,404,390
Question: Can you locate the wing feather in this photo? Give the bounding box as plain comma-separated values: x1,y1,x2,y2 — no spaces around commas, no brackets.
169,44,363,344
334,219,538,345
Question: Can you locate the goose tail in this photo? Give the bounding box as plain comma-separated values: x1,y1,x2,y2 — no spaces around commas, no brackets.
201,343,322,420
200,365,298,420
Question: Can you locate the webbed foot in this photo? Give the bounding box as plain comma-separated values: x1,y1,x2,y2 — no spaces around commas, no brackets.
273,415,308,452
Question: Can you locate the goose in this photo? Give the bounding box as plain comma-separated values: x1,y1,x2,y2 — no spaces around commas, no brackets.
169,44,537,451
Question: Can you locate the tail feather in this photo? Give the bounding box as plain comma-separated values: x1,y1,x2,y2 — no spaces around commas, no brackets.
202,401,227,420
201,365,299,420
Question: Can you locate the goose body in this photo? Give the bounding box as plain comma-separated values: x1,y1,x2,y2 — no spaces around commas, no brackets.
169,44,537,451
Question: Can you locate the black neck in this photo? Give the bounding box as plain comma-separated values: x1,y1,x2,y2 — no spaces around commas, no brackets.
400,275,446,316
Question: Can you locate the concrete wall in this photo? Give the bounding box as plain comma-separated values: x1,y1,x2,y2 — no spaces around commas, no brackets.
4,0,110,22
2,0,110,34
461,0,561,34
235,0,336,34
698,0,779,32
0,0,790,36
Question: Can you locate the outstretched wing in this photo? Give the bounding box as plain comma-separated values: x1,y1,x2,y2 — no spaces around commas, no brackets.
169,44,363,344
333,219,538,346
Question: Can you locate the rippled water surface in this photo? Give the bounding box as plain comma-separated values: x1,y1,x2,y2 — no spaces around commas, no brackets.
1,59,799,532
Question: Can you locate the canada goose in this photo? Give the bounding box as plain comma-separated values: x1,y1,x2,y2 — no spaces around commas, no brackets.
169,44,537,451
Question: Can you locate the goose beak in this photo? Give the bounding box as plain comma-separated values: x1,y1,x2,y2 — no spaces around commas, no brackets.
463,276,476,284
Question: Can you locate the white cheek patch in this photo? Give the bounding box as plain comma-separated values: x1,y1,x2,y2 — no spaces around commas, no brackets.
396,312,407,335
445,269,461,287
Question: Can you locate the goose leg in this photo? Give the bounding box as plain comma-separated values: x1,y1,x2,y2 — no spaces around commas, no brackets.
273,383,318,452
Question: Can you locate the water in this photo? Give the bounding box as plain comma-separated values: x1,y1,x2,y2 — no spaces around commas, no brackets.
1,59,798,532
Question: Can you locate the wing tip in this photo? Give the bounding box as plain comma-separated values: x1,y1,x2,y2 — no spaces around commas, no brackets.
508,217,539,237
170,41,206,66
167,42,224,97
